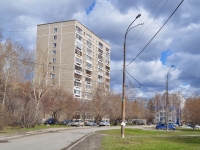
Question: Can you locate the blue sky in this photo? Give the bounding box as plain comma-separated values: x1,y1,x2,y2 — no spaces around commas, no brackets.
86,0,96,15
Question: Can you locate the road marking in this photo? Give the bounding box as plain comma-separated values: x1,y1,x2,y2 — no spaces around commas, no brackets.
66,131,94,150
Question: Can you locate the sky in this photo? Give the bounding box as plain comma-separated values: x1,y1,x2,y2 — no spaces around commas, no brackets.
0,0,200,99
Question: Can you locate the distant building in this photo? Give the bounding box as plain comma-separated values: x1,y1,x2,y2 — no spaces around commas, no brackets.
35,20,110,100
154,94,185,125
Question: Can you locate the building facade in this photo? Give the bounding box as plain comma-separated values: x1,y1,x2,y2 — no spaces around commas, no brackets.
35,20,110,100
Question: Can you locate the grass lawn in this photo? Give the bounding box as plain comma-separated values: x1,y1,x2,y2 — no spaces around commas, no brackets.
99,128,200,150
0,124,69,135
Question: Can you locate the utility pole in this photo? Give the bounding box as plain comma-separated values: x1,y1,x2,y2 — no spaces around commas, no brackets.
121,14,143,138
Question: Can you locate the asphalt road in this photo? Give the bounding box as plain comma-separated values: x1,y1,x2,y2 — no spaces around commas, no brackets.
0,125,154,150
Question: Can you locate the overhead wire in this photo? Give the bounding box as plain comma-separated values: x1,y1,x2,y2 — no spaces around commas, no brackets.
126,0,184,67
126,0,162,49
126,0,168,52
126,70,156,93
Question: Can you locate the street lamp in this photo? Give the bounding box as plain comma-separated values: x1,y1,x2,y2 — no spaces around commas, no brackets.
166,65,177,131
122,14,143,138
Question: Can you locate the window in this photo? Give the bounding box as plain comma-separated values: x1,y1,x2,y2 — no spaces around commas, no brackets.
86,69,92,75
98,75,103,81
76,41,82,49
53,35,57,39
98,48,103,54
106,53,110,60
74,81,81,87
53,58,56,63
74,89,81,95
53,50,56,55
98,54,103,60
106,47,110,52
86,62,92,69
75,48,82,56
86,34,92,41
106,72,110,76
86,55,92,61
86,84,91,90
76,57,82,64
98,61,103,67
54,28,57,32
51,74,55,79
76,26,82,34
99,42,103,49
85,77,91,82
52,66,56,71
86,41,92,48
98,68,103,73
74,73,82,79
75,65,82,71
76,33,82,41
106,60,109,65
86,48,92,55
51,82,55,86
53,43,56,48
85,92,91,99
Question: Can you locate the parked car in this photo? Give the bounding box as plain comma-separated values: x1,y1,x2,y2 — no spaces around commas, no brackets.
156,123,175,130
71,119,84,127
99,120,110,126
60,120,73,126
85,121,97,126
195,125,200,128
180,125,192,128
44,118,59,125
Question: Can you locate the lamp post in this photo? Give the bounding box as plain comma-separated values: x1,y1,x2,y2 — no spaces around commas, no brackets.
166,65,176,131
122,14,143,138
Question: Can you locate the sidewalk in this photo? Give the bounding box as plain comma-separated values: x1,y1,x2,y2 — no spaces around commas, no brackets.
0,128,103,150
65,132,103,150
0,127,69,141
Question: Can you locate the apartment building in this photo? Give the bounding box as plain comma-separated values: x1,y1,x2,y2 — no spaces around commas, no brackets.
35,20,110,100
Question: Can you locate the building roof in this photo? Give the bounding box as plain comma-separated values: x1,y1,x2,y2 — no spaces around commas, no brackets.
37,19,110,46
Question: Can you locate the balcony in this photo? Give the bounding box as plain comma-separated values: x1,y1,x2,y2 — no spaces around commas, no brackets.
85,77,91,82
86,66,92,71
74,78,82,83
98,54,103,60
86,69,92,77
106,72,110,77
75,48,82,56
99,42,103,50
98,48,103,54
74,81,81,89
76,26,82,35
106,48,110,53
105,66,110,71
74,73,82,80
86,41,92,49
105,78,110,83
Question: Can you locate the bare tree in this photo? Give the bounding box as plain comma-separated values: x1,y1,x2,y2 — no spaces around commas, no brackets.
182,95,200,130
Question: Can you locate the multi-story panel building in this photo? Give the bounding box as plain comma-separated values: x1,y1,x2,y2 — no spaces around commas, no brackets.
35,20,110,100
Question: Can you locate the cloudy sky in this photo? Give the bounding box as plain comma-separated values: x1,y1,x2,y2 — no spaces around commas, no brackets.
0,0,199,98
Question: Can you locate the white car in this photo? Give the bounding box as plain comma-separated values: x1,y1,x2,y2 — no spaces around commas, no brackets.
180,125,192,128
195,125,200,128
99,120,110,126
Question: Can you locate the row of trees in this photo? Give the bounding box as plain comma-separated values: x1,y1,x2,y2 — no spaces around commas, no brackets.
0,34,150,129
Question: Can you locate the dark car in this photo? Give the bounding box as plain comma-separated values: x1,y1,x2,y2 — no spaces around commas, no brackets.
60,120,73,126
156,123,175,130
85,121,97,126
44,118,59,125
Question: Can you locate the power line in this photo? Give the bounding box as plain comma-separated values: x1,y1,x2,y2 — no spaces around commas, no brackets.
126,0,160,48
126,0,184,67
126,0,168,52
